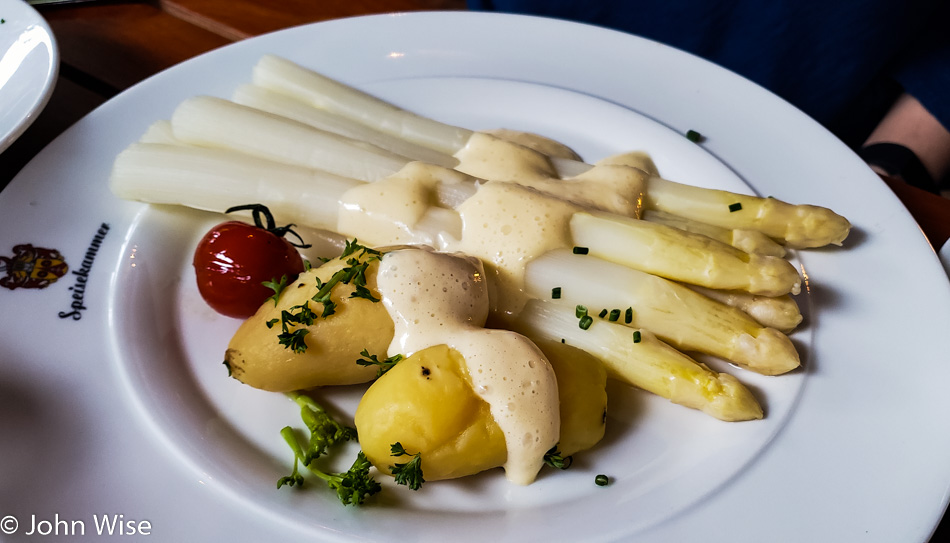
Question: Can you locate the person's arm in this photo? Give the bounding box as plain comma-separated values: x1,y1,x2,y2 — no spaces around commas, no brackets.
861,93,950,192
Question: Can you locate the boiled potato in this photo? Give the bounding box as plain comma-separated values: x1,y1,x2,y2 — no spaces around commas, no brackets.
355,344,507,481
534,339,607,456
225,254,394,391
355,342,608,482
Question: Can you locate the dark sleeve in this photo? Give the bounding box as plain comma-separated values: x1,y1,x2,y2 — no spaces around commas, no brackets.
467,0,949,140
891,4,950,132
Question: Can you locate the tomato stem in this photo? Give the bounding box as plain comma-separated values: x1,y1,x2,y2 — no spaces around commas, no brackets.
225,204,312,248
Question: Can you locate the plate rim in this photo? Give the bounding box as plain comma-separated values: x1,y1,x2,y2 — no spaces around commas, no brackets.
0,0,59,153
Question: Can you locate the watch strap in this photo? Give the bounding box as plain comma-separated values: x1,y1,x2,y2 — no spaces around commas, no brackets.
858,142,938,194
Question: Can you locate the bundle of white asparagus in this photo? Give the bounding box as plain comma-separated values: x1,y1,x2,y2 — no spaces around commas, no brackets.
110,55,851,422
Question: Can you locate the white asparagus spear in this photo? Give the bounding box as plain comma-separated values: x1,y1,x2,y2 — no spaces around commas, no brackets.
111,137,805,298
523,249,801,375
253,54,472,155
642,209,787,257
172,95,644,217
643,176,852,248
481,128,582,161
170,96,410,182
514,300,763,422
594,150,660,176
571,211,802,296
232,84,459,169
139,120,181,145
253,55,850,248
109,143,362,231
683,284,803,334
110,144,800,376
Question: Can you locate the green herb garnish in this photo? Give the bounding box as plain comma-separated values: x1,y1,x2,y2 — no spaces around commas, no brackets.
277,393,379,505
389,442,425,490
543,445,573,470
595,474,610,486
356,349,404,378
274,240,383,353
350,284,381,302
572,246,589,255
262,275,291,306
278,328,310,353
728,202,743,212
579,315,593,330
551,286,562,299
685,129,702,143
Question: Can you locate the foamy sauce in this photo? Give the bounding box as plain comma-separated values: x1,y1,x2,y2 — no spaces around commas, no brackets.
336,132,646,319
336,134,650,482
375,248,559,485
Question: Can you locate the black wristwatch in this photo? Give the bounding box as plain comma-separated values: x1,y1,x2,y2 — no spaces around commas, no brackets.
858,142,939,194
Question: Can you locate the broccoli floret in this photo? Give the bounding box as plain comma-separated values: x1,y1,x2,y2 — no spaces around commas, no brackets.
289,392,358,463
277,393,380,506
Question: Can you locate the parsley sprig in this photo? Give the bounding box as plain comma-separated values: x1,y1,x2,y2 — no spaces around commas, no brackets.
262,275,291,306
269,240,384,353
356,349,404,378
389,442,425,490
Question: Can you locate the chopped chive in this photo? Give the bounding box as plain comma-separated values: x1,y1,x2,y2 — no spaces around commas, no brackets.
560,338,565,344
632,331,642,343
608,309,620,322
543,445,573,470
579,315,593,330
595,474,610,486
728,202,743,212
624,307,633,323
598,308,608,319
572,246,589,255
551,287,562,299
685,129,702,143
575,305,588,318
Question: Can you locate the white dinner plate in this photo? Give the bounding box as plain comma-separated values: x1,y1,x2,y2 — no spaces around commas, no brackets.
1,12,949,542
0,0,57,153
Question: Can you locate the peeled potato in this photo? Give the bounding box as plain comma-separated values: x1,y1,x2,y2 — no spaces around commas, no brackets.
225,255,394,391
355,344,508,481
534,339,607,456
355,342,609,482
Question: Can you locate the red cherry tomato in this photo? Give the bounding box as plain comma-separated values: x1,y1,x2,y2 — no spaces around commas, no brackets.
193,204,309,319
